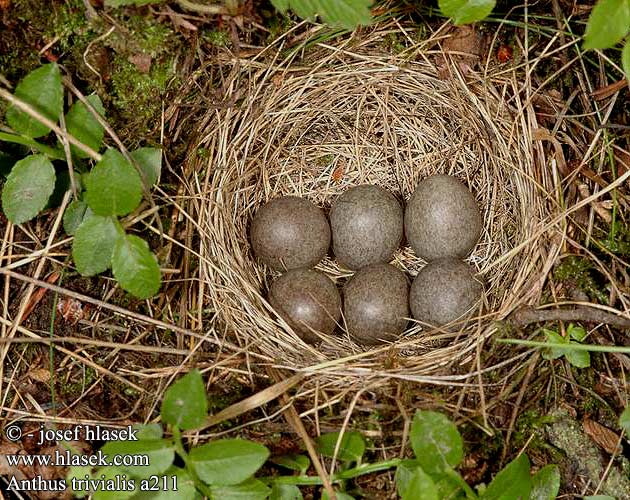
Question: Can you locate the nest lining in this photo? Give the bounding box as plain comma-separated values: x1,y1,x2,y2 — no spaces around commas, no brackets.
194,28,558,382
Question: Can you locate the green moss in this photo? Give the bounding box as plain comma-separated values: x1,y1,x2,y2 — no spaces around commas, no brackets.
554,256,608,304
202,29,231,48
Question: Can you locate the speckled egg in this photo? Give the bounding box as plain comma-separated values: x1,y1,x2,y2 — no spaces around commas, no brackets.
269,269,341,343
404,175,482,261
409,258,482,327
330,185,403,270
250,196,330,271
343,263,409,344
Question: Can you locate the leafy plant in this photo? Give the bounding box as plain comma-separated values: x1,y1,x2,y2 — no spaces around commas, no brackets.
69,370,560,499
541,323,591,368
0,63,162,298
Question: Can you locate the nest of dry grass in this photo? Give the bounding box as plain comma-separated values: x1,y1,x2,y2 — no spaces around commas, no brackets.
192,23,562,386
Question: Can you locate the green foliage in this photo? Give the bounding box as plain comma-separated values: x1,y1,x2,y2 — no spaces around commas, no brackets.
315,431,366,464
270,483,303,500
438,0,496,24
5,63,63,138
1,155,55,224
530,465,560,500
542,324,591,368
619,406,630,435
410,410,463,475
0,64,163,298
481,454,531,499
160,369,208,430
583,0,630,49
271,0,372,29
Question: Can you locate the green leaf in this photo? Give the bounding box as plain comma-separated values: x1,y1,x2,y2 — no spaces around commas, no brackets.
111,234,161,298
63,199,92,235
270,483,303,500
1,154,55,224
132,467,200,500
270,0,372,29
619,407,630,435
438,0,496,24
66,466,91,498
395,461,438,500
530,464,560,500
6,63,63,138
482,454,531,500
161,369,208,430
64,94,105,159
583,0,630,49
410,410,463,475
72,215,121,276
568,323,587,342
272,454,310,474
134,422,163,440
85,149,142,216
583,496,616,500
100,439,174,476
541,329,566,360
315,431,366,464
622,42,630,81
131,147,162,186
92,466,137,499
321,492,355,500
189,438,270,486
564,344,591,368
208,478,270,499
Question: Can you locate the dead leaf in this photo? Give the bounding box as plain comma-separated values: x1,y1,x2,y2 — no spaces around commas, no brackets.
29,368,51,384
0,0,10,10
128,53,152,74
583,418,622,454
590,79,627,101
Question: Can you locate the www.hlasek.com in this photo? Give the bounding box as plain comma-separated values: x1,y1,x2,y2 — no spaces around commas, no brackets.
3,424,178,494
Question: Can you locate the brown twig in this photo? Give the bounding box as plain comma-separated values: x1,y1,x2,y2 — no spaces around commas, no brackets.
509,305,630,329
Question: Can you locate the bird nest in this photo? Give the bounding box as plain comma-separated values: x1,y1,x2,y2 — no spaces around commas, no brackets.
192,24,559,386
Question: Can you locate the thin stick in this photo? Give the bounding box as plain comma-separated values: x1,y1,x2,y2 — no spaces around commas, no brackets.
509,305,630,329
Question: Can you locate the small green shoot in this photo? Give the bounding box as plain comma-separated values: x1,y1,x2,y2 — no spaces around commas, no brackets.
541,324,591,368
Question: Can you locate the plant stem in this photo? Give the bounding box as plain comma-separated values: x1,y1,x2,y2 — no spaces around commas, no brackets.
0,132,65,160
498,338,630,353
444,468,478,499
260,458,402,486
172,426,213,498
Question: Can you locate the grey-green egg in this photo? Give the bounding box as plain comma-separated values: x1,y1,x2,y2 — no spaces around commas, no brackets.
269,269,341,343
343,263,409,344
409,258,482,327
405,175,482,261
250,196,331,271
330,185,403,270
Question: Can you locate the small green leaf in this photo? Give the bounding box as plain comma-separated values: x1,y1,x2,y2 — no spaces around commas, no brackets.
64,94,105,159
161,369,208,430
131,147,162,186
541,329,566,360
622,42,630,81
564,345,591,368
322,492,355,500
208,479,270,500
619,407,630,435
568,323,587,342
270,483,303,500
92,466,137,499
315,431,366,464
272,454,310,473
63,199,92,235
132,467,200,500
270,0,372,29
481,454,531,500
403,467,438,500
438,0,496,24
583,0,630,49
189,438,270,485
111,234,161,298
530,464,560,500
100,439,174,477
1,154,55,224
6,63,63,138
85,149,142,216
72,215,121,276
410,410,463,475
134,422,163,440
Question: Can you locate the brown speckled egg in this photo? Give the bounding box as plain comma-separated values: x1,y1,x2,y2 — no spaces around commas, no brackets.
330,185,403,270
405,175,482,261
251,196,330,271
409,258,482,327
269,269,341,343
343,263,409,344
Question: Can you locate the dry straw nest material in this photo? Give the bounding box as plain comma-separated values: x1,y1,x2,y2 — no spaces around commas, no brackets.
194,24,560,385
